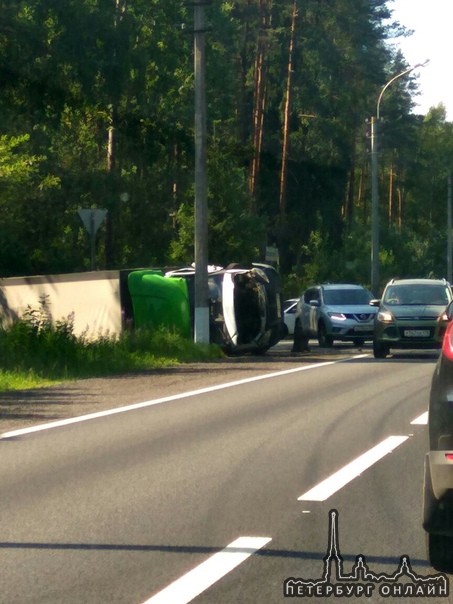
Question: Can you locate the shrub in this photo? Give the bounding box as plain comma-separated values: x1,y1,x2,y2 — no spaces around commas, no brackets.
0,299,223,388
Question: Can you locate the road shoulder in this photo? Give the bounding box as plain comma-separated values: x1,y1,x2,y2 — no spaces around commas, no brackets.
0,343,363,434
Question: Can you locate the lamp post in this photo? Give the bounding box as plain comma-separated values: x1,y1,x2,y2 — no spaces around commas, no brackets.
370,61,428,296
448,172,452,284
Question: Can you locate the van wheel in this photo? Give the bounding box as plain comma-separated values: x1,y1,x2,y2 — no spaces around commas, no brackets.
318,323,333,347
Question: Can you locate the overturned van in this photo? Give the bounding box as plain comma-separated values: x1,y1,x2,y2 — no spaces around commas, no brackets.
169,263,285,354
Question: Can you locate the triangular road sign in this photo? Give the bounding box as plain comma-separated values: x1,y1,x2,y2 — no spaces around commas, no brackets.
78,209,108,236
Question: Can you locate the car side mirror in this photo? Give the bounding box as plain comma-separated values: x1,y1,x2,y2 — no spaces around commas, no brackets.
369,299,380,307
446,301,453,321
309,300,320,307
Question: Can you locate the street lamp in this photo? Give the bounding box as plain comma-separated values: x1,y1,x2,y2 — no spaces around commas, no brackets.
448,173,452,284
370,61,429,296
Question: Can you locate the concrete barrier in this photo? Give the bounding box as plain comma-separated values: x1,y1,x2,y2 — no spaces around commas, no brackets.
0,271,123,339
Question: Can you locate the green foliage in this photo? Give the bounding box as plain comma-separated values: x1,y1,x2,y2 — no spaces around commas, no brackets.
0,0,451,295
284,223,372,297
0,134,40,184
170,149,266,265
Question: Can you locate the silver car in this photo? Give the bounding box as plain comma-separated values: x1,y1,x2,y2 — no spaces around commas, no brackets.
293,283,377,349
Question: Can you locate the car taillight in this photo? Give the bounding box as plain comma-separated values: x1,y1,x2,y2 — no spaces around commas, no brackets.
445,454,453,461
442,321,453,361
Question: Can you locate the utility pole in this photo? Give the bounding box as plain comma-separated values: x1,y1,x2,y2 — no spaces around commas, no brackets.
193,0,210,343
279,0,297,221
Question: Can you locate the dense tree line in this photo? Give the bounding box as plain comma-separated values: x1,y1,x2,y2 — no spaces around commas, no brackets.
1,0,452,295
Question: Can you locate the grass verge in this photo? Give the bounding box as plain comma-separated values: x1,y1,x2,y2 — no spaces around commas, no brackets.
0,306,223,392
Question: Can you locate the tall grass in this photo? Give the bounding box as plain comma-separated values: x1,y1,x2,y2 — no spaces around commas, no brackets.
0,298,223,391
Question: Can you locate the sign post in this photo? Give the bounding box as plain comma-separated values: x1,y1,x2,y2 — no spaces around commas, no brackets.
78,208,108,270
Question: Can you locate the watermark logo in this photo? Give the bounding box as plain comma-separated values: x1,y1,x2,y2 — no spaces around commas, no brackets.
283,509,449,598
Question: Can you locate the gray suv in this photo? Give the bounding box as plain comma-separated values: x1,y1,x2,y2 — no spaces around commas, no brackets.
293,283,376,349
372,278,452,358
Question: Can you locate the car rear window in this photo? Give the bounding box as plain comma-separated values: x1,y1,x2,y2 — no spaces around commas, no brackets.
323,289,372,305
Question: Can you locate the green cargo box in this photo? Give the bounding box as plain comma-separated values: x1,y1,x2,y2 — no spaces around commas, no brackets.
128,270,191,337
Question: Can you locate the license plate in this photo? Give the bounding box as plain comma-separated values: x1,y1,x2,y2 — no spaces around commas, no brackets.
404,329,430,337
354,325,371,332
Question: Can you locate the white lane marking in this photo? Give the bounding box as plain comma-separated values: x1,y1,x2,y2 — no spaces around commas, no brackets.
411,411,428,425
0,355,368,440
141,536,271,604
297,435,409,501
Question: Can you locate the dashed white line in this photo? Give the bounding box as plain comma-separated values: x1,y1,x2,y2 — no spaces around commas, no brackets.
411,411,428,425
141,536,271,604
297,435,409,501
0,355,368,440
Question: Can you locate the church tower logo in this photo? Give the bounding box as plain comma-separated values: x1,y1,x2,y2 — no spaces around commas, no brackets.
283,509,449,598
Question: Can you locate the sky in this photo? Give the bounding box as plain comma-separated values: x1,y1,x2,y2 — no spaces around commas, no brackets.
386,0,453,119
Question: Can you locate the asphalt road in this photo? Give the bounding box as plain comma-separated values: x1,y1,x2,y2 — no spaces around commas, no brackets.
0,342,449,603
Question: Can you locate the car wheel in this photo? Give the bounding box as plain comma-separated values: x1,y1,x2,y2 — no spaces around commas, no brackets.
423,454,453,571
292,320,310,352
373,340,389,358
318,323,333,347
428,532,453,573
